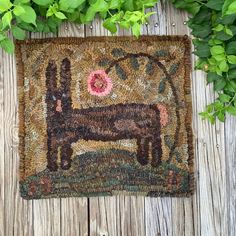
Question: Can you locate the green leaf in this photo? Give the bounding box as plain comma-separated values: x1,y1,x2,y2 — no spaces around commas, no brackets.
223,0,234,15
199,111,208,119
12,25,26,40
188,6,211,25
91,0,108,12
173,1,200,15
214,78,226,91
209,115,216,124
59,0,85,11
17,21,35,31
228,55,236,64
225,27,233,36
2,11,12,29
0,0,13,13
123,0,135,11
13,5,25,16
228,69,236,79
206,0,224,11
226,2,236,15
14,0,30,3
55,12,67,19
193,40,210,57
84,7,96,22
126,11,142,22
219,61,229,72
120,20,130,29
47,17,61,32
227,106,236,115
215,30,233,41
213,24,224,32
214,54,226,61
190,24,211,39
226,41,236,54
0,38,15,53
103,18,117,33
208,39,222,46
210,45,225,55
19,6,37,25
135,0,156,9
217,111,225,122
132,22,140,38
32,0,53,6
226,81,236,92
207,72,222,84
0,33,6,41
46,6,55,17
109,0,124,9
219,94,231,103
222,13,236,24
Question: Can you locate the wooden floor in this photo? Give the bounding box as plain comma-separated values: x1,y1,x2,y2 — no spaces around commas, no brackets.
1,1,236,235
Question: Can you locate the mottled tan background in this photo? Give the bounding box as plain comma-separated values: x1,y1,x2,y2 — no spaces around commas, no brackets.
18,37,190,179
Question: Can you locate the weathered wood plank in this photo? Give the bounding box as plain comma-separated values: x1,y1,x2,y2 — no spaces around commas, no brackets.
145,197,173,236
225,115,236,236
0,48,5,236
191,63,228,235
58,22,89,236
33,199,61,236
118,195,146,236
89,196,118,236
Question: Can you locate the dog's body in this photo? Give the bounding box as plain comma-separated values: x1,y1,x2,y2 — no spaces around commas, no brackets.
45,58,163,171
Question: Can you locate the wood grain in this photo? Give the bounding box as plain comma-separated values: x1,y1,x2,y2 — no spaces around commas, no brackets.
0,47,4,236
225,115,236,236
0,1,235,235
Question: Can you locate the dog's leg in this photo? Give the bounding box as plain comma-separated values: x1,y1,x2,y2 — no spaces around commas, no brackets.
137,138,149,165
61,144,73,170
47,136,58,171
151,136,162,167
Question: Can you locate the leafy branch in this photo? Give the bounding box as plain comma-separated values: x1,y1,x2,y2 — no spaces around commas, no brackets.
171,0,236,122
0,0,158,53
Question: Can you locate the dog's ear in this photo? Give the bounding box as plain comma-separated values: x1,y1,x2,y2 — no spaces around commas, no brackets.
60,58,71,97
46,60,57,91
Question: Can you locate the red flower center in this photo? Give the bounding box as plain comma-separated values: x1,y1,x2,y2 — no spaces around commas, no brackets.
91,74,108,92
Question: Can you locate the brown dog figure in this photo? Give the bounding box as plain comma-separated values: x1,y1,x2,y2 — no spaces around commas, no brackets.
45,58,163,171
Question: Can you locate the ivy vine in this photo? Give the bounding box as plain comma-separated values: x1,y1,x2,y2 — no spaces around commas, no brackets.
1,0,236,122
0,0,157,52
172,0,236,123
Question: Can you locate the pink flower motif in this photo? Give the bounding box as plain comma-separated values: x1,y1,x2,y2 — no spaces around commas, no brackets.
88,70,113,97
157,104,168,127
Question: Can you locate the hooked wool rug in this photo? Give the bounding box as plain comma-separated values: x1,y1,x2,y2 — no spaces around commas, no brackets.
16,36,194,199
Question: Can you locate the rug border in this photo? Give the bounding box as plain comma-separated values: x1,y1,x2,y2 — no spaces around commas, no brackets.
15,35,195,199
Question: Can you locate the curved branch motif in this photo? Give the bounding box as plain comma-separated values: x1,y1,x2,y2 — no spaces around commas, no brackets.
105,53,180,161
